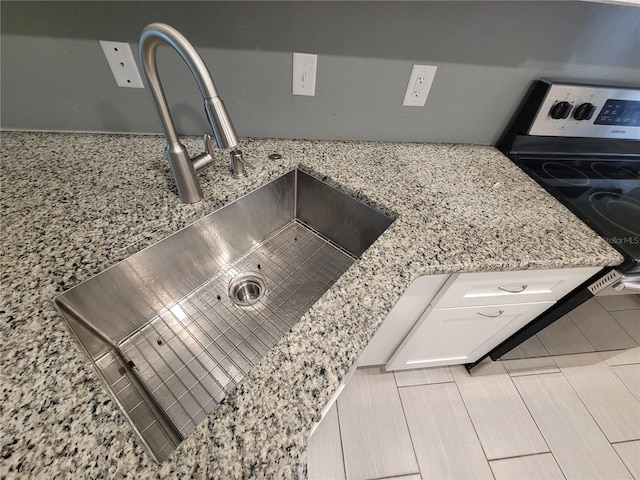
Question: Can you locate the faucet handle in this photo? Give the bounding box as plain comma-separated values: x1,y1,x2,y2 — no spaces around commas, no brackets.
203,134,216,154
192,134,217,173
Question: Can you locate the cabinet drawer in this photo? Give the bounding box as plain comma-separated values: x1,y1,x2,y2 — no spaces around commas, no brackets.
432,267,600,308
386,301,554,370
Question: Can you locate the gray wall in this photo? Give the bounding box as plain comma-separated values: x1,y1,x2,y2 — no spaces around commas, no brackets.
2,1,639,144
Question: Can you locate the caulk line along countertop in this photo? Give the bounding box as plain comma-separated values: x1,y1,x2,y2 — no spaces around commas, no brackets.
0,132,622,479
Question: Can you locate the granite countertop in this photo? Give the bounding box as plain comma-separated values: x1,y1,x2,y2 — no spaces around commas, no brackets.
0,131,622,479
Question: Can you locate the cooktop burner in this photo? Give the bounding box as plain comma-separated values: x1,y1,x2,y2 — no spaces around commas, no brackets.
526,158,638,183
541,162,590,186
589,192,640,236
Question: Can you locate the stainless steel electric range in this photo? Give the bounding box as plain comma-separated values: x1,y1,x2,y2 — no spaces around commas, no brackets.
486,79,640,361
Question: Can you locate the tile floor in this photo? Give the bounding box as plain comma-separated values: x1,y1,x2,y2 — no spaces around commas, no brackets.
503,296,640,360
307,296,640,480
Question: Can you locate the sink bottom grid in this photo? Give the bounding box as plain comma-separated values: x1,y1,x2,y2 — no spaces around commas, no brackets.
95,220,355,458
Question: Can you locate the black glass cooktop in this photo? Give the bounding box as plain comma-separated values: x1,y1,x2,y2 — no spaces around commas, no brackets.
513,156,640,271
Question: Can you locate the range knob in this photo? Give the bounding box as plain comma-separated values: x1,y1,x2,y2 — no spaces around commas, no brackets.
573,102,597,121
549,101,573,119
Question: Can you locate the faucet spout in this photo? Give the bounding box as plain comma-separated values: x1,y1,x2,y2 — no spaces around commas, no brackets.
139,23,240,203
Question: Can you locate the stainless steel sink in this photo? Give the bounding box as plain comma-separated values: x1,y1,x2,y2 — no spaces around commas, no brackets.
55,169,393,462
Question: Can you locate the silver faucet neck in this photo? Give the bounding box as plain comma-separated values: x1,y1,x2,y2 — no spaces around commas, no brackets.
140,23,239,149
139,23,241,203
140,23,219,100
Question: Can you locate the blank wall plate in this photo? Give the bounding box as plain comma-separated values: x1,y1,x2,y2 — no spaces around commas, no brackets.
99,41,144,88
292,52,317,96
402,64,437,107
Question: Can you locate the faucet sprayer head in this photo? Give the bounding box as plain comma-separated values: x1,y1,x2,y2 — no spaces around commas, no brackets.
204,97,239,150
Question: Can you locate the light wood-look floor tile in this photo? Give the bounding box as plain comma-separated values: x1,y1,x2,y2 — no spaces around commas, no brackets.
605,346,640,366
393,365,453,387
496,297,638,362
501,356,560,376
613,363,640,401
456,373,548,460
399,383,493,479
489,453,565,480
561,363,640,443
569,301,637,351
449,360,508,383
381,475,423,480
611,310,640,344
513,373,632,479
613,441,640,479
337,366,418,480
501,334,549,360
597,295,640,312
537,314,595,355
468,357,508,376
307,403,345,480
549,352,604,368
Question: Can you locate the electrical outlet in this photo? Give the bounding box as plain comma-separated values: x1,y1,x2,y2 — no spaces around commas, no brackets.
292,53,317,96
99,41,144,88
402,64,437,107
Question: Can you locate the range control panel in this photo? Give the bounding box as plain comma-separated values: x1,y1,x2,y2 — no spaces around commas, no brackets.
529,80,640,140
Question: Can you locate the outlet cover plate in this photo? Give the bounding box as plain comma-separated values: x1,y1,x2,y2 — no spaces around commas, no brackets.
402,64,437,107
100,41,144,88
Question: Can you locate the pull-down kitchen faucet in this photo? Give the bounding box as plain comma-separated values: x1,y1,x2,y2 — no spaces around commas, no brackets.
139,23,250,203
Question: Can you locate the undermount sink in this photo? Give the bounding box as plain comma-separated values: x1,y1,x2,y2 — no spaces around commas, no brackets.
55,169,393,462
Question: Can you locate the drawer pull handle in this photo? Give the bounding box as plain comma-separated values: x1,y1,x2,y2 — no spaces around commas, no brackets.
498,285,528,294
477,310,504,318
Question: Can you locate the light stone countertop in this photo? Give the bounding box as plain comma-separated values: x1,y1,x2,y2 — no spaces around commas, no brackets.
0,132,622,479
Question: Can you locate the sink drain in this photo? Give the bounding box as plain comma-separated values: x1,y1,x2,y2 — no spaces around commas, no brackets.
228,273,266,306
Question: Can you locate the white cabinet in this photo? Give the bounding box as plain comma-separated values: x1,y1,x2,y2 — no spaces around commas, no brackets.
358,275,449,366
432,267,601,308
380,266,601,371
386,301,554,369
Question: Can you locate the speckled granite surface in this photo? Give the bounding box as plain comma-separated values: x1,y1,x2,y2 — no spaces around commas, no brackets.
1,132,622,479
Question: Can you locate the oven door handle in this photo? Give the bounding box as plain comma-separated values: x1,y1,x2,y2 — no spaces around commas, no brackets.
614,281,640,293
